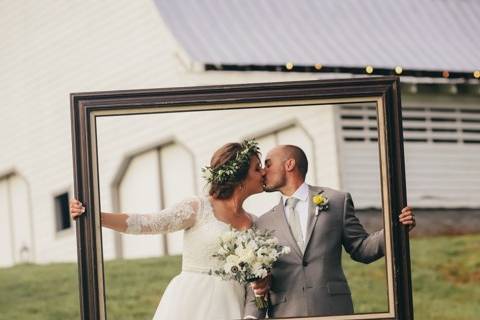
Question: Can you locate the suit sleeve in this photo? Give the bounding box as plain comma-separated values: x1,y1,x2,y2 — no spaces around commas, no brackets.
341,193,385,263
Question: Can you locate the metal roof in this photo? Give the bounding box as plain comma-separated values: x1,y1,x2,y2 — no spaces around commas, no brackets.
154,0,479,74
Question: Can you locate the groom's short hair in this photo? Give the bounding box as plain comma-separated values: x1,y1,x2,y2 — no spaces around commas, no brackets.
283,145,308,179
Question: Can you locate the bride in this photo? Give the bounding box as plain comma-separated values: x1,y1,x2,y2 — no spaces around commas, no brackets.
70,140,267,320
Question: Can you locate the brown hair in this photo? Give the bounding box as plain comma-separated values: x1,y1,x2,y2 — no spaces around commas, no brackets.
208,142,260,199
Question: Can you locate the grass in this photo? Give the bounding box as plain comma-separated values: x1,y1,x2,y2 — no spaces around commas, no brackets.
1,234,479,319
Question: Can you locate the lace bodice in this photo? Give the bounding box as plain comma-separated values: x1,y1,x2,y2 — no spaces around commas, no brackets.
182,197,233,272
125,196,233,273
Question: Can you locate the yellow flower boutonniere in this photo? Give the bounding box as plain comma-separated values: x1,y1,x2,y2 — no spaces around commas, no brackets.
312,192,329,216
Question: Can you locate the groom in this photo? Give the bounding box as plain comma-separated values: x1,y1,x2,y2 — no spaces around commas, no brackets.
244,145,415,318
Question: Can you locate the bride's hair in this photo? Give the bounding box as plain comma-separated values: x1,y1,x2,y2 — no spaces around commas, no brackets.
208,142,260,199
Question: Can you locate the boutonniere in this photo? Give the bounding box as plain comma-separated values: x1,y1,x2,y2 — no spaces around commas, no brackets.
312,192,329,216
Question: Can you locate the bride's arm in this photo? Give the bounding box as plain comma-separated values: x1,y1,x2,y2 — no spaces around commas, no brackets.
70,197,200,234
101,212,129,232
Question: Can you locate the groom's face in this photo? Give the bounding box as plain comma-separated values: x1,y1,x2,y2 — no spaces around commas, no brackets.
263,147,287,192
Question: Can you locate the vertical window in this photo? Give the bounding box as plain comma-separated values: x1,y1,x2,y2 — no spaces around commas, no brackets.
54,192,71,231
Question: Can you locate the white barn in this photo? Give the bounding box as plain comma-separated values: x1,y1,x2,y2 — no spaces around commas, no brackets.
1,0,479,267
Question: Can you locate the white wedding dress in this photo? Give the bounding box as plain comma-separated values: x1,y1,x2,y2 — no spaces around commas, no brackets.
125,196,246,320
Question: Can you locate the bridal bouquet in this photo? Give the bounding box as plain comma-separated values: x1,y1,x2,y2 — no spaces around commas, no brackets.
210,227,291,309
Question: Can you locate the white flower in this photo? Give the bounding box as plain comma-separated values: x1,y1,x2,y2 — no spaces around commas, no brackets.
256,247,270,257
252,263,268,279
268,251,279,260
281,246,291,255
226,254,240,265
211,227,292,286
235,247,255,264
221,231,235,243
218,247,229,255
266,237,279,245
246,240,259,251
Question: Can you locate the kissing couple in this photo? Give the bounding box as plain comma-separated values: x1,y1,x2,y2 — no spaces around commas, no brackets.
70,139,415,319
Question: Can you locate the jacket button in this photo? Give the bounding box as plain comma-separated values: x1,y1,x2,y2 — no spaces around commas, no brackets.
302,261,308,267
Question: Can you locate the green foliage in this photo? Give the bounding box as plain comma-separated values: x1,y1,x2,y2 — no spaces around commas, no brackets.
202,139,259,184
1,235,479,319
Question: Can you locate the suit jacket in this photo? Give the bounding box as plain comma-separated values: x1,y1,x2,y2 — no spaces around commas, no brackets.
244,185,385,318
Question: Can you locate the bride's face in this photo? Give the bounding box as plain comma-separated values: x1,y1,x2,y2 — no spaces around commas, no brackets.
243,155,265,195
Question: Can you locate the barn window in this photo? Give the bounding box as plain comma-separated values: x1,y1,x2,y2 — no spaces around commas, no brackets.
54,192,71,231
339,105,480,144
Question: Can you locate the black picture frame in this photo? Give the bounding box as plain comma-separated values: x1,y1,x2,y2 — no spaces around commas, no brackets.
70,76,412,320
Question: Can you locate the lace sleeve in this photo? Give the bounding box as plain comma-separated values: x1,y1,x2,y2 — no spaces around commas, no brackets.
124,196,200,234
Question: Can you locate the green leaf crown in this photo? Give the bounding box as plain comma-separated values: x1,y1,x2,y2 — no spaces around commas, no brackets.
202,139,259,184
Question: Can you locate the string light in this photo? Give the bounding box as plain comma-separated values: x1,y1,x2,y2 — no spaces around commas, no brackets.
474,70,480,79
365,65,374,74
314,64,323,70
395,66,403,75
286,62,294,70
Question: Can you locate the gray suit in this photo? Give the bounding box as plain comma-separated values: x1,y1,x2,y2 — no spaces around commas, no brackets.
245,185,385,318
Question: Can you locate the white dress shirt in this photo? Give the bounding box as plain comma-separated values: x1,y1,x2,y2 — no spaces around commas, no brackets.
281,182,309,242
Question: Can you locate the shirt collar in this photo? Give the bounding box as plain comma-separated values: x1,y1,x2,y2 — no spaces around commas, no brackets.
282,182,308,205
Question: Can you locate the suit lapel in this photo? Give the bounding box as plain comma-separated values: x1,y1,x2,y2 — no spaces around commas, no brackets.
273,199,303,258
304,186,324,250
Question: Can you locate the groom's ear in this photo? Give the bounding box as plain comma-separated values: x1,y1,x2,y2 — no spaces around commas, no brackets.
285,158,296,172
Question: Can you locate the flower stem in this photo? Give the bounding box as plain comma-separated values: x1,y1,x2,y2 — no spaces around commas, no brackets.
254,296,269,309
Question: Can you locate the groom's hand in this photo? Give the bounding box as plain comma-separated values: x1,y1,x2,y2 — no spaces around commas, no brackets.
399,206,416,231
251,274,271,297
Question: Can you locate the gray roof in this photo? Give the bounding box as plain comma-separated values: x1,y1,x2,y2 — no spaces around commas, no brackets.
154,0,479,73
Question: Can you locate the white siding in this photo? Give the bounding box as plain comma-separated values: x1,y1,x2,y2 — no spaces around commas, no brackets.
96,106,339,228
0,179,14,267
337,102,480,208
0,0,320,265
9,176,34,263
160,144,195,255
0,175,34,267
118,150,163,259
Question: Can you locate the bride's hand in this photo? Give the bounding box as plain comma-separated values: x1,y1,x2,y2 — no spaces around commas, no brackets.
70,199,85,219
250,274,271,297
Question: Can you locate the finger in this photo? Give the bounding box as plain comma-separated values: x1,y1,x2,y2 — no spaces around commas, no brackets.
399,218,414,224
399,210,413,217
70,204,83,212
250,282,262,289
70,200,82,206
70,207,85,214
254,288,268,296
252,282,266,290
399,214,413,220
399,213,414,220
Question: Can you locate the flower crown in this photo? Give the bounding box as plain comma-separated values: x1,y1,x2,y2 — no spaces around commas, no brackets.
202,139,260,184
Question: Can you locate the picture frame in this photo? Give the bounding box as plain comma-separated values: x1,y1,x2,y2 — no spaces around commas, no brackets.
70,76,412,320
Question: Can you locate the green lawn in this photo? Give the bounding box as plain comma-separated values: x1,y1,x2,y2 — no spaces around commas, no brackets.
1,234,479,319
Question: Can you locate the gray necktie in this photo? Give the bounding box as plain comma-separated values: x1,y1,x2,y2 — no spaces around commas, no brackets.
285,197,304,252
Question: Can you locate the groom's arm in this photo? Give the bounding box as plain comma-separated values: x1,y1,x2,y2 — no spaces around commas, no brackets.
342,193,385,264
